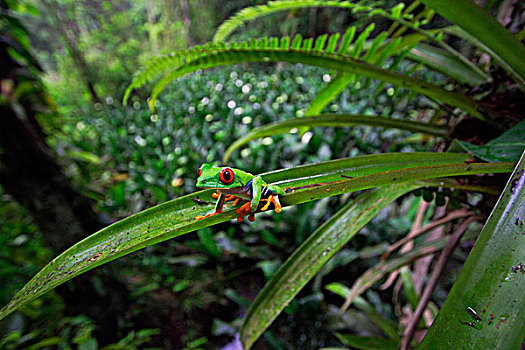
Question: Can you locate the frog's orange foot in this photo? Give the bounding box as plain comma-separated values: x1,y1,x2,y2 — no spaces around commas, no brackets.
236,202,252,222
196,209,222,220
260,195,282,213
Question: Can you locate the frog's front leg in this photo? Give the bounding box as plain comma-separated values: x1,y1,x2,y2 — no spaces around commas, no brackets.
235,176,267,222
212,190,241,206
196,193,226,220
250,176,264,212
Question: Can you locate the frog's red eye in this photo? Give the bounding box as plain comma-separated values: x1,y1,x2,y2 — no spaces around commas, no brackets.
219,168,234,184
197,164,204,177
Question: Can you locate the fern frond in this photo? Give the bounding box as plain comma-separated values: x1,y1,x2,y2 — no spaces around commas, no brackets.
123,34,488,121
213,0,491,83
213,0,370,43
305,26,414,117
350,23,375,58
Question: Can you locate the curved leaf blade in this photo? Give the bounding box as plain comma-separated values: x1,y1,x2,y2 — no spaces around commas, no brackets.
420,150,525,349
0,153,513,320
326,283,400,340
0,189,229,320
240,182,424,349
408,43,490,86
420,0,525,88
278,161,514,206
223,114,450,163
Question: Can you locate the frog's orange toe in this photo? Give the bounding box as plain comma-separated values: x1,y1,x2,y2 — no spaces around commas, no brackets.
236,202,252,222
196,209,222,220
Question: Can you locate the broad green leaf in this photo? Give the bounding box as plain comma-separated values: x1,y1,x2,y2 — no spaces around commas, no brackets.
0,153,513,320
279,161,513,205
420,0,525,89
420,150,525,349
326,283,400,340
240,183,423,349
408,43,490,85
334,333,398,350
223,114,450,163
454,120,525,162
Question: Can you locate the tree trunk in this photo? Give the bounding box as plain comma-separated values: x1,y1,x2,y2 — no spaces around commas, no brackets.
0,18,126,345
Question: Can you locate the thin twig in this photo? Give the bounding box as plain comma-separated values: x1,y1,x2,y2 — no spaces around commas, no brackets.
380,200,429,290
399,216,482,350
381,209,473,261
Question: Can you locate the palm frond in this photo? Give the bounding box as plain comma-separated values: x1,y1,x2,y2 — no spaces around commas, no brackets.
213,0,490,82
123,34,489,121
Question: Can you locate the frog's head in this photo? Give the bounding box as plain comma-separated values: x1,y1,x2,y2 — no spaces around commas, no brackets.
196,163,242,189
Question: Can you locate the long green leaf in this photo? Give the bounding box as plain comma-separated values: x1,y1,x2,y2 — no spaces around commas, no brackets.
278,162,513,205
326,282,400,340
420,0,525,89
0,153,513,320
240,182,423,349
223,114,450,163
420,150,525,349
407,43,490,86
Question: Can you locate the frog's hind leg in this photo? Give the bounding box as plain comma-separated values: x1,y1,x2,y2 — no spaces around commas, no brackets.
259,194,282,213
236,201,254,222
196,193,227,220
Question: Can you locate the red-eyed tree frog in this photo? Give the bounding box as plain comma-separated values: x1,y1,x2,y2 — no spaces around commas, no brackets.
195,163,285,222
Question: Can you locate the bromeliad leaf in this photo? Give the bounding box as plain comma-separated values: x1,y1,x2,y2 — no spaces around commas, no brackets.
420,150,525,349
